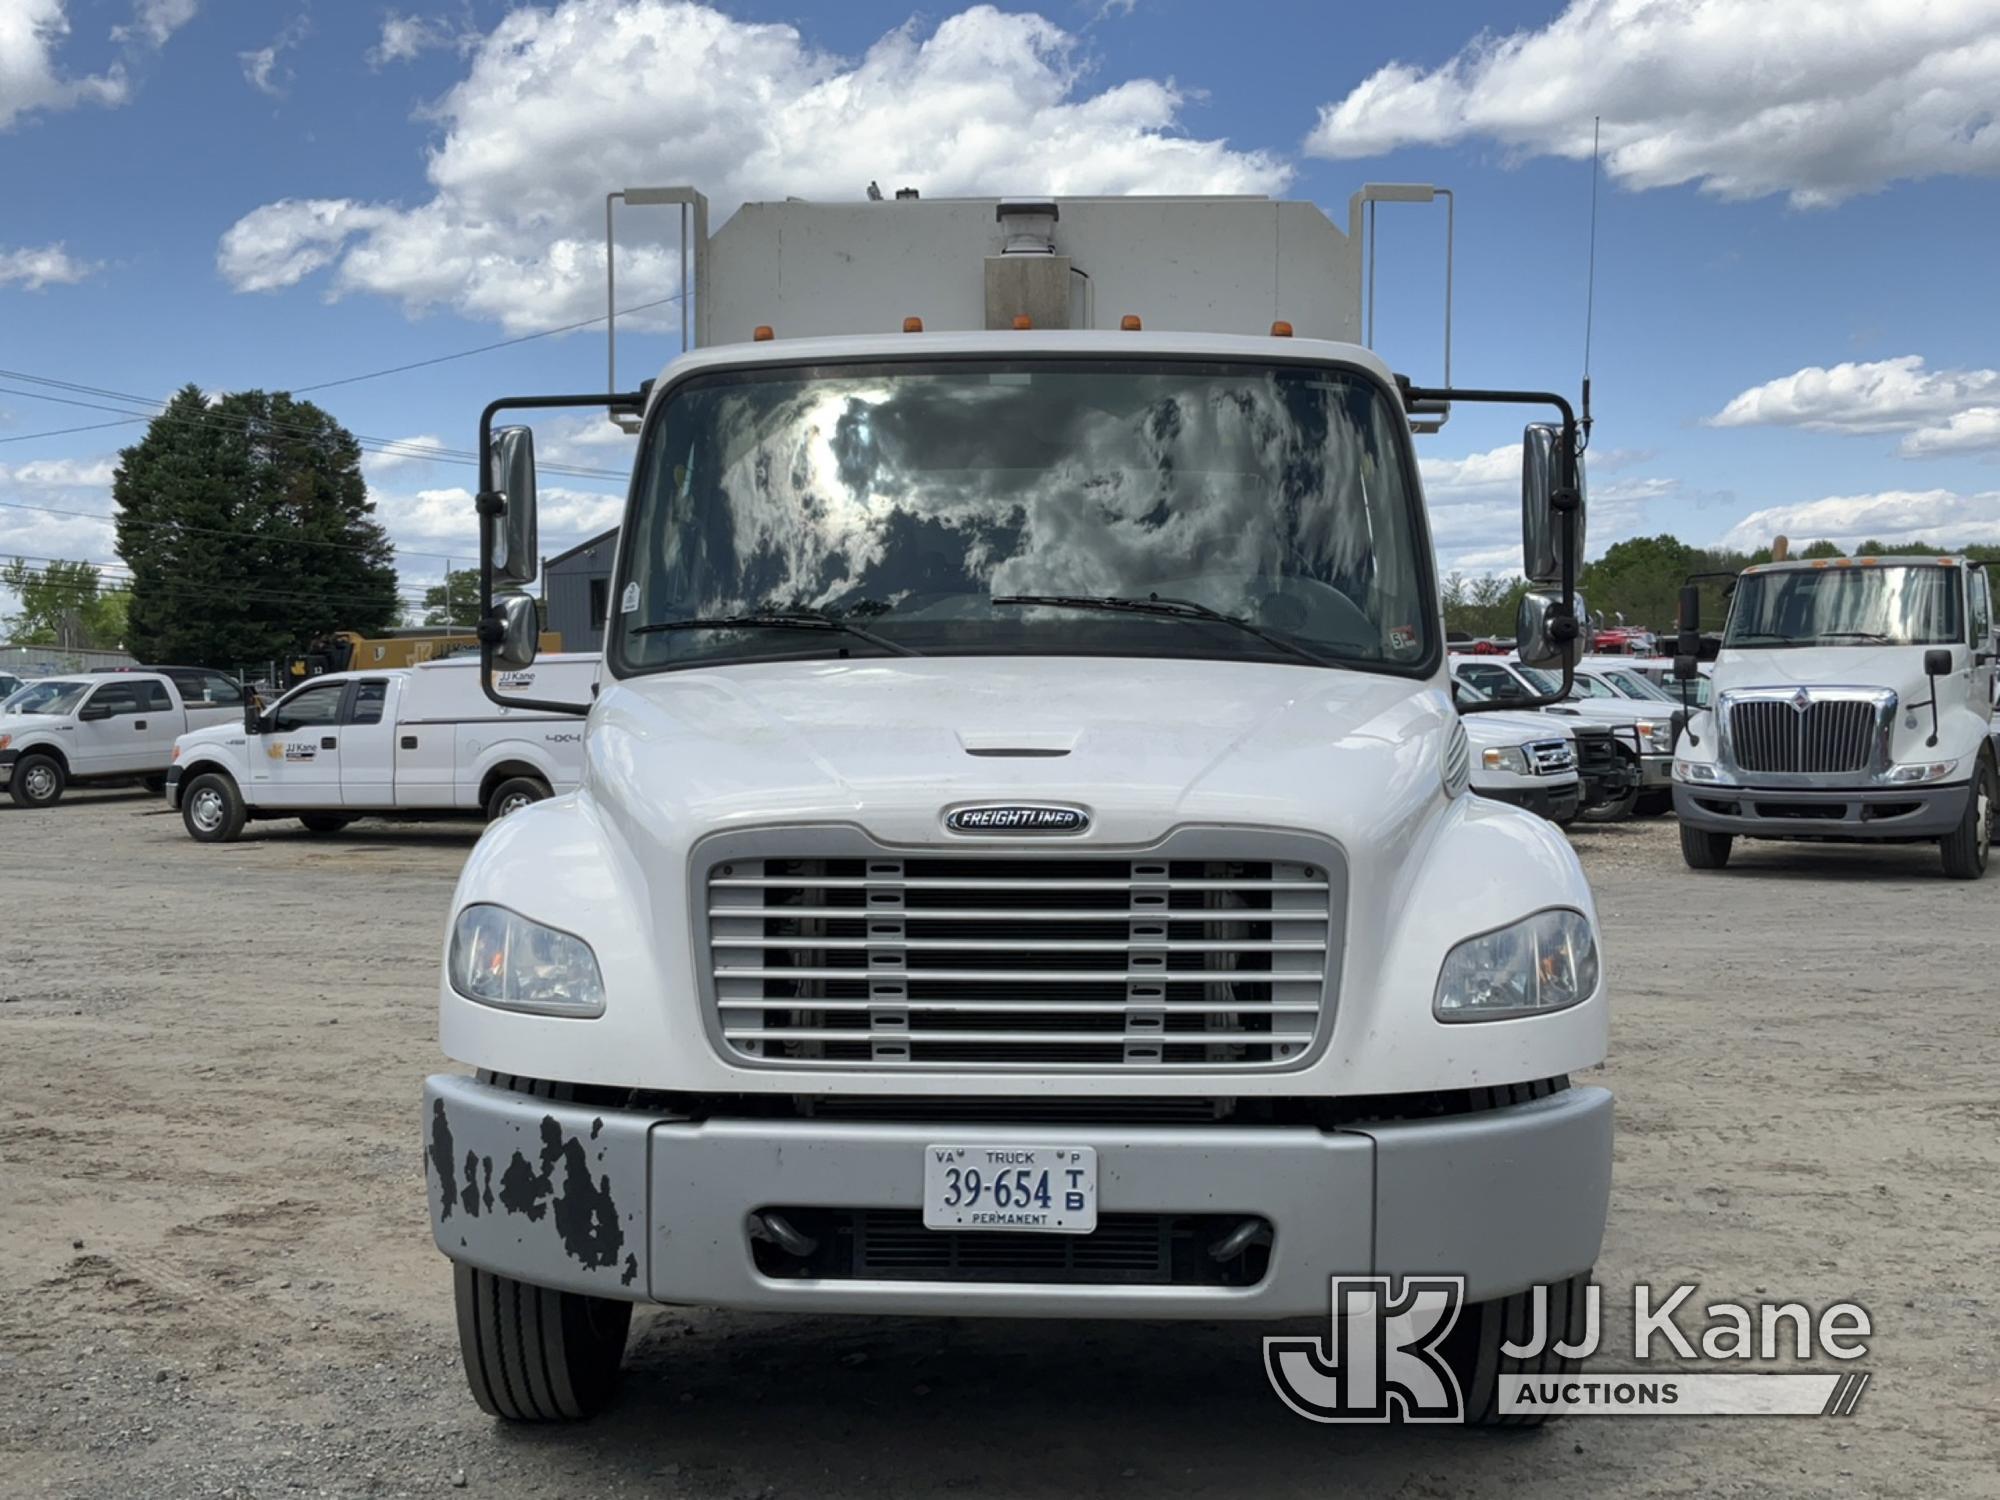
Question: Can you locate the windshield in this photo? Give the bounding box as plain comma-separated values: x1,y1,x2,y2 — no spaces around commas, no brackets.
614,359,1434,675
1726,564,1961,648
4,679,89,715
1599,667,1675,702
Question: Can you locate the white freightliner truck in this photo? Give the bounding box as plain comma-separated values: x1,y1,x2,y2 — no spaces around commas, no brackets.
1671,557,1997,875
423,188,1612,1425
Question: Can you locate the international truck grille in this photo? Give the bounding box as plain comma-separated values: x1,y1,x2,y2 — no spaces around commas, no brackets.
1529,739,1576,775
1727,697,1881,775
702,841,1339,1071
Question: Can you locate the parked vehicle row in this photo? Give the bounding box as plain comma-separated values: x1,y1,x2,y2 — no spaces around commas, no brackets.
2,655,597,837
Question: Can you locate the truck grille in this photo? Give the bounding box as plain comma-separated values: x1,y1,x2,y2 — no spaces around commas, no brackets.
702,838,1339,1071
1529,738,1576,775
1727,695,1882,775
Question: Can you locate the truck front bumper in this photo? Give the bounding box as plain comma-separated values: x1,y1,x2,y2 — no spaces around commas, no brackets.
423,1074,1611,1318
1674,779,1967,839
163,764,183,808
1472,780,1581,822
0,747,15,785
1638,753,1673,788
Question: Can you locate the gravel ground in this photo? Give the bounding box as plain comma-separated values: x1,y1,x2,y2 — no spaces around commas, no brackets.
3,790,1997,1498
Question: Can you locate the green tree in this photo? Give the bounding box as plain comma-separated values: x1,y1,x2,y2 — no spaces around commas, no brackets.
112,387,400,664
421,566,482,627
0,557,128,648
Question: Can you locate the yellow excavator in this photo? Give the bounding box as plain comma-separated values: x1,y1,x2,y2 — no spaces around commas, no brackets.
284,627,563,687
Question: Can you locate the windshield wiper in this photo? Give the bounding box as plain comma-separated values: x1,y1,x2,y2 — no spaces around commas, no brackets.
991,593,1340,667
1813,631,1894,642
631,609,922,657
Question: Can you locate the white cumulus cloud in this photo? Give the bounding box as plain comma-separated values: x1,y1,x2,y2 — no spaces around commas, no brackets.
0,242,98,289
1719,489,2000,552
217,0,1290,331
1,0,129,129
1306,0,2000,208
1710,356,2000,455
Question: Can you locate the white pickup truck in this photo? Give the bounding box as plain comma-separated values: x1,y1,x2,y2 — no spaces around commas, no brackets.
166,653,597,841
0,670,242,807
1672,556,1997,876
422,187,1613,1427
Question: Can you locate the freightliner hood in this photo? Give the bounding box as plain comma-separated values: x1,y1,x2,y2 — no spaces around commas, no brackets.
582,655,1447,855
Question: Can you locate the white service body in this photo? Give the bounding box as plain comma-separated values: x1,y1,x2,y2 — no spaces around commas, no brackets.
0,671,238,806
166,654,596,830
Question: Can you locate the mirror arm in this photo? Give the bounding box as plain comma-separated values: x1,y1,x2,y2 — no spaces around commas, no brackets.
1409,382,1582,715
475,390,643,716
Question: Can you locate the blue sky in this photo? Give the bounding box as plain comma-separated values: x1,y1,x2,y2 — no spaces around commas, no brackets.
5,0,1999,627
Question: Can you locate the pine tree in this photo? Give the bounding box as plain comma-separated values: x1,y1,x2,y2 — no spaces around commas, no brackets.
113,387,400,665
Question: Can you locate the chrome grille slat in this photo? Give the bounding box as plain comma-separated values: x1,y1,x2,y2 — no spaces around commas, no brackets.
1727,694,1882,775
704,843,1338,1071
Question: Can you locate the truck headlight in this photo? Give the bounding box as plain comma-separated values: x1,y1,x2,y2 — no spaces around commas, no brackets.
1434,908,1599,1023
1481,745,1531,775
448,904,605,1016
1674,759,1729,784
1636,720,1675,753
1888,758,1960,784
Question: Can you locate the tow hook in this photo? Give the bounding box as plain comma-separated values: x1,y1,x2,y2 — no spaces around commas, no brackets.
1207,1217,1273,1262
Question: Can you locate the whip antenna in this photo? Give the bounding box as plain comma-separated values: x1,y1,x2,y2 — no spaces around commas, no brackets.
1581,115,1601,447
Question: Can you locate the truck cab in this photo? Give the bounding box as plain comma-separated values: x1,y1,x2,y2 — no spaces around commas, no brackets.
1672,557,1997,876
423,187,1612,1427
0,671,238,807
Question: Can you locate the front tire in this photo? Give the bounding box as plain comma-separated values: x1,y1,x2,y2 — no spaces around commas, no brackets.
141,774,169,795
485,776,550,822
454,1264,631,1422
8,753,66,808
181,772,247,843
1442,1272,1594,1427
1579,781,1638,822
1939,758,1995,880
1633,790,1673,818
1680,822,1733,869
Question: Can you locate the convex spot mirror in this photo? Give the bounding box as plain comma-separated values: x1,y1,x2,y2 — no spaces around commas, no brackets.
490,425,539,589
491,593,541,672
1521,422,1587,586
1517,588,1588,672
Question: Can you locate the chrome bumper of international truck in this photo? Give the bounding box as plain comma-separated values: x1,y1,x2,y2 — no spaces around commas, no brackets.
423,1075,1612,1316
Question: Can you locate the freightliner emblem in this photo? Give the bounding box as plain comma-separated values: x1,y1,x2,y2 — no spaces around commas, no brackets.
946,804,1090,834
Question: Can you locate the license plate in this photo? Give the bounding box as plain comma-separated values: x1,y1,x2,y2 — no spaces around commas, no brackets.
922,1144,1098,1234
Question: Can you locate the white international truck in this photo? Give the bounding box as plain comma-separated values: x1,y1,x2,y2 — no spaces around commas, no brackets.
165,653,597,841
1671,557,1997,876
0,669,242,807
422,187,1613,1426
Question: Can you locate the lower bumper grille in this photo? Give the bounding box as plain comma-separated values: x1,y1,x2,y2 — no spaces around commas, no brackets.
750,1209,1272,1286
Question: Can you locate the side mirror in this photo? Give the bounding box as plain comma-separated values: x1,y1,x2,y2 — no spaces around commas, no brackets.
1516,588,1588,672
1521,423,1587,586
78,702,111,722
1677,583,1701,662
1923,647,1953,678
490,592,541,672
490,425,539,588
242,697,261,735
1674,653,1699,682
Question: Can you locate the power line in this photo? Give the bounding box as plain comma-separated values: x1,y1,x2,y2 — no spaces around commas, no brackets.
292,292,684,393
0,375,632,481
0,499,467,563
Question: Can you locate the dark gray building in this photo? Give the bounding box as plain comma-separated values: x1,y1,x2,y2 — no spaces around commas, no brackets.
544,529,617,653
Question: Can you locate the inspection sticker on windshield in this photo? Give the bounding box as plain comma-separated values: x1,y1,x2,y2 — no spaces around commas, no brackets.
620,581,640,614
923,1144,1097,1234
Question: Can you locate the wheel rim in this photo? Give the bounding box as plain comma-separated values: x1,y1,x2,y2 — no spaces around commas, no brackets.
189,786,226,833
1979,774,1993,867
497,792,535,817
23,764,56,800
